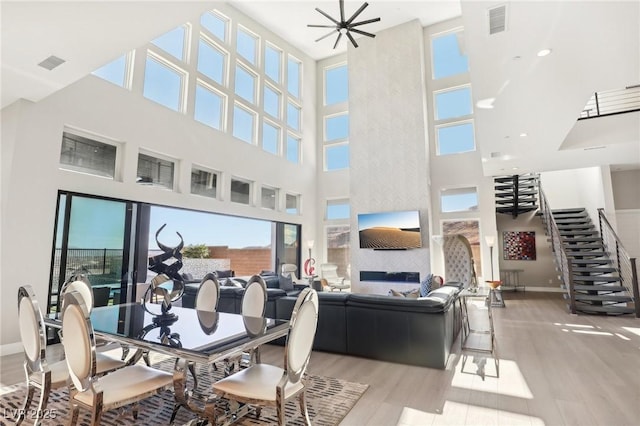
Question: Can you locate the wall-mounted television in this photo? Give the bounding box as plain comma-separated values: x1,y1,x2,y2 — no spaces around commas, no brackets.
357,210,422,249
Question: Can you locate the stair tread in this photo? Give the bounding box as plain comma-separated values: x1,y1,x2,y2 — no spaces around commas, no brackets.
496,200,537,205
563,243,604,249
573,284,627,291
572,275,620,282
567,252,608,257
555,219,592,224
570,259,611,265
572,267,617,273
495,191,537,197
552,208,587,213
557,224,596,229
574,305,635,314
562,237,602,242
572,294,633,302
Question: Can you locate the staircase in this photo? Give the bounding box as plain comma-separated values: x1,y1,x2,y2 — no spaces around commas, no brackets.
494,174,539,217
552,208,636,315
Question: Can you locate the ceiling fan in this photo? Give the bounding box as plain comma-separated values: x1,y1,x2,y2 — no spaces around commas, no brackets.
307,0,381,49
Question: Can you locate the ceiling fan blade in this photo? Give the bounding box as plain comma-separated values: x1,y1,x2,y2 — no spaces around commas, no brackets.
346,31,359,48
350,28,376,38
349,17,381,28
346,2,369,26
316,29,338,42
340,0,345,22
308,24,338,28
333,32,343,49
315,7,339,25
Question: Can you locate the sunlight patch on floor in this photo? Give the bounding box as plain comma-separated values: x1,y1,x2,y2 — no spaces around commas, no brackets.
571,329,613,336
622,326,640,337
396,401,545,426
452,357,533,399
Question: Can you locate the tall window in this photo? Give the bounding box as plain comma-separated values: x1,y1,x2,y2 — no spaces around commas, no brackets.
235,64,257,104
194,83,225,130
285,193,299,215
191,167,218,198
435,86,473,120
230,178,251,205
287,56,301,98
143,54,185,112
197,38,227,85
201,10,228,42
264,44,282,83
326,199,350,220
436,121,475,155
262,120,281,155
441,187,478,212
151,25,187,61
59,132,117,179
263,84,281,118
286,134,300,164
432,30,469,80
92,54,130,88
232,103,256,144
137,153,175,190
323,63,349,171
237,27,259,66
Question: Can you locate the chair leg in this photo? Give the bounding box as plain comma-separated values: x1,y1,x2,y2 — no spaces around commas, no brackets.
68,403,79,426
188,361,198,391
34,384,50,426
91,407,103,426
143,350,151,366
276,399,286,425
132,402,139,420
16,383,35,425
299,391,312,426
170,403,182,424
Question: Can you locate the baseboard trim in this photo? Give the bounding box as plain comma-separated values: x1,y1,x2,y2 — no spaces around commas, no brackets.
0,342,23,356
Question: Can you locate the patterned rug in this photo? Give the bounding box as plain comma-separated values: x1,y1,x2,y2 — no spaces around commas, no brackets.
1,359,368,425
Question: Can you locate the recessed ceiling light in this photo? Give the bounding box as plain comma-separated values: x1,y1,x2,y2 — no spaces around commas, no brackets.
520,133,528,137
512,167,519,170
537,48,552,57
476,98,495,109
513,55,521,60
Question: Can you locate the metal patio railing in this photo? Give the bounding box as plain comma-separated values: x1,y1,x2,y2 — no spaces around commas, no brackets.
579,85,640,119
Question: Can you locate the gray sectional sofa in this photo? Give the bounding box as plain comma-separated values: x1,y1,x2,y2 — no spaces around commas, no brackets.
182,276,462,370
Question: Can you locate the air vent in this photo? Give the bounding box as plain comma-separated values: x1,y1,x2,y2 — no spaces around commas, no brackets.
488,5,507,35
490,152,502,158
38,55,66,71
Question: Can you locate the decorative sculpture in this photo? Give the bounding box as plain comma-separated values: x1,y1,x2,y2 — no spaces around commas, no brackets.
145,224,185,320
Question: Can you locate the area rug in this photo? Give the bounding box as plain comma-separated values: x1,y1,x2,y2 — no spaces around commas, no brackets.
0,360,368,425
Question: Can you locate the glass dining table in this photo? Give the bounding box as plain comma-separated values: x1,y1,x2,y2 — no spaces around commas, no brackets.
45,303,290,424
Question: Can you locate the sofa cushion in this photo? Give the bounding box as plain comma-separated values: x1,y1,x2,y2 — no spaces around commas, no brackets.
389,288,420,298
262,275,281,289
222,278,243,288
215,270,235,279
347,293,448,313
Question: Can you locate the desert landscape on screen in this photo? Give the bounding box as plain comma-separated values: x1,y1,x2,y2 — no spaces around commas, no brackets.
359,227,421,249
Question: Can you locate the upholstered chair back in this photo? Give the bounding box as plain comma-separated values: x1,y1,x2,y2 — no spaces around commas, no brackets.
443,234,477,287
242,275,267,318
320,263,339,279
61,275,94,313
61,291,96,392
18,286,46,369
281,263,299,281
196,273,220,312
285,288,318,384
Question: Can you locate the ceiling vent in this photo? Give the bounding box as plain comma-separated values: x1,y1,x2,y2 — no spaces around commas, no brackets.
490,151,502,158
38,55,66,71
488,5,507,35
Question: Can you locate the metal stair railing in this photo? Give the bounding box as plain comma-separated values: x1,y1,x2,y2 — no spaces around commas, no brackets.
598,208,640,318
539,182,576,313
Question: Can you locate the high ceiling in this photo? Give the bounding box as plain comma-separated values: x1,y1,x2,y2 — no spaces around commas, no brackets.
2,1,638,175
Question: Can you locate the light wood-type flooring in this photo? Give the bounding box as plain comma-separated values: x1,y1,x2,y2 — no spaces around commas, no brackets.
2,292,639,425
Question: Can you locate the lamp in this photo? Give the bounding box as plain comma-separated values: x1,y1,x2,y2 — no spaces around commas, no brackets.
303,240,316,279
485,235,496,281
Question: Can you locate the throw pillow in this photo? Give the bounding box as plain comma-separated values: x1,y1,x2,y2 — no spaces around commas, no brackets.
432,275,444,289
279,274,294,291
420,273,434,297
404,288,420,299
389,289,404,297
215,270,234,279
223,278,243,288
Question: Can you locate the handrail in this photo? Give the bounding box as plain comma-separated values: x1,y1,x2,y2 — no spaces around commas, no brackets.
598,209,640,317
579,85,640,120
538,182,576,313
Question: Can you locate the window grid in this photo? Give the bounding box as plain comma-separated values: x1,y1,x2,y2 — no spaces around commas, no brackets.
194,80,227,131
143,51,188,113
232,102,257,144
197,35,228,87
201,10,229,43
191,166,219,199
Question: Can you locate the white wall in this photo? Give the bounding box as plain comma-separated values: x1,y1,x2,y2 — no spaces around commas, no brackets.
612,169,640,210
0,5,317,349
348,20,432,295
540,166,610,224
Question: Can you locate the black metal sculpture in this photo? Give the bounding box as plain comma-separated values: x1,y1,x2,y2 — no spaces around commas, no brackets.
145,224,185,319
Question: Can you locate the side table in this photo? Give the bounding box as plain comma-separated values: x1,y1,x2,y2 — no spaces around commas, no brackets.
459,287,499,377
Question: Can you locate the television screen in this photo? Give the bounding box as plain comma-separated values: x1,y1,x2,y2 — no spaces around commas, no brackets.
358,210,422,249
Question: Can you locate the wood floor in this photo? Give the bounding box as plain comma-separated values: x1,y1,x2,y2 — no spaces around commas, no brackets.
2,292,639,425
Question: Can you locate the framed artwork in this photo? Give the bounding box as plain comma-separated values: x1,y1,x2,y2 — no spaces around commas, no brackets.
503,231,536,260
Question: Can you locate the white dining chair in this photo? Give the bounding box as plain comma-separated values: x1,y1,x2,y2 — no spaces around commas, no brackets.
17,285,125,426
242,275,268,318
195,272,220,312
211,288,319,425
61,290,175,425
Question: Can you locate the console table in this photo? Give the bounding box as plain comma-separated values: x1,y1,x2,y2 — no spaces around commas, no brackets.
500,268,525,292
459,287,499,377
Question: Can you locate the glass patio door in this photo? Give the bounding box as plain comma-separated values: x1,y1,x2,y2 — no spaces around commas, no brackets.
49,193,135,315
